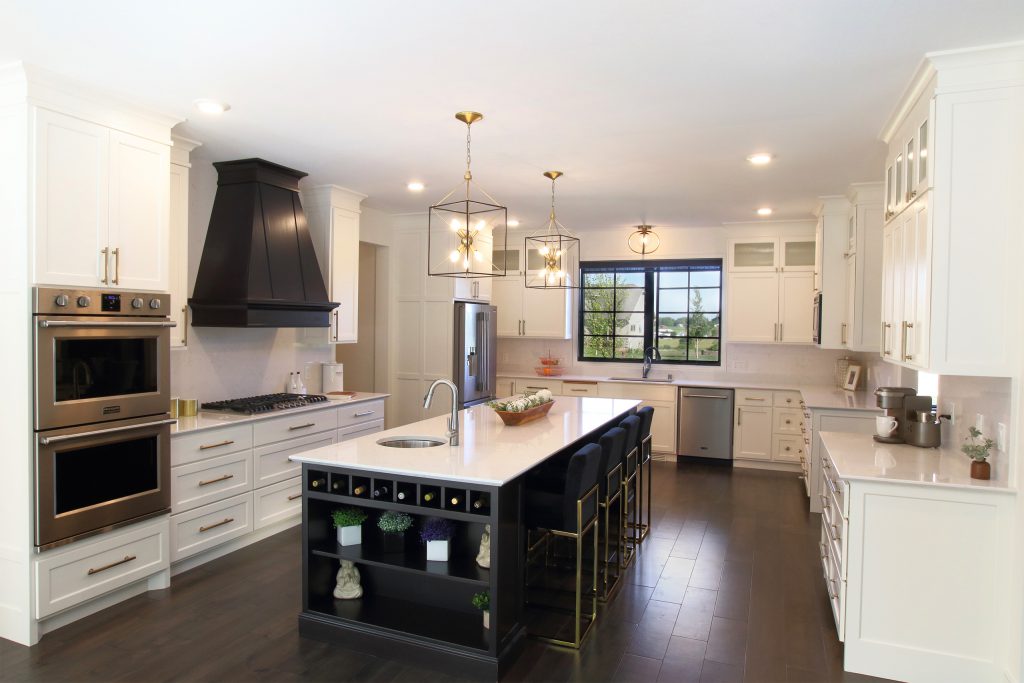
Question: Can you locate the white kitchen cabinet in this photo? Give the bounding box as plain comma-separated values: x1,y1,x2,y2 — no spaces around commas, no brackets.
169,136,200,348
453,227,493,302
734,390,807,467
492,272,570,339
734,403,772,461
303,186,366,344
778,271,813,343
781,238,816,272
725,272,778,342
729,239,777,272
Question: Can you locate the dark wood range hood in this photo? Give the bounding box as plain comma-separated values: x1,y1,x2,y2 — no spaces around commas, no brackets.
188,159,338,328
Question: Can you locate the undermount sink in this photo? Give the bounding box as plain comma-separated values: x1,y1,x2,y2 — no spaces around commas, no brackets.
608,377,674,383
377,437,447,448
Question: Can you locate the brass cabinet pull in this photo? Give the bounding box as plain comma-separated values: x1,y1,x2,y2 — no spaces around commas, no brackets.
570,388,588,392
112,247,120,285
827,578,838,600
904,321,914,361
900,321,909,361
88,554,137,576
353,411,375,418
737,407,742,426
779,323,783,340
745,397,766,402
198,473,234,487
199,517,234,533
840,322,847,345
287,493,302,501
199,439,235,451
883,322,892,356
333,310,339,342
289,422,316,431
100,247,109,284
182,306,188,346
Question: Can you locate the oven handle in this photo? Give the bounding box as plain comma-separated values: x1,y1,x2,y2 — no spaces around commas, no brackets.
39,418,177,445
38,320,177,328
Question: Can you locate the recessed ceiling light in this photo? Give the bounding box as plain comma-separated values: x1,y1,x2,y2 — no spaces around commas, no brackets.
507,219,520,227
193,99,230,115
757,207,773,216
407,181,425,192
747,152,773,166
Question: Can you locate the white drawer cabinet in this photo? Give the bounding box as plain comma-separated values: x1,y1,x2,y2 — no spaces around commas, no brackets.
337,399,386,429
774,408,803,435
253,408,337,446
254,478,302,530
35,515,169,619
561,381,600,397
171,451,252,514
171,423,253,467
339,418,385,442
773,391,801,408
170,493,253,562
771,434,804,463
735,390,806,467
254,431,336,488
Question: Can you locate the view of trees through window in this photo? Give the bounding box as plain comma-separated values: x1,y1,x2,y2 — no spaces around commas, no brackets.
579,260,722,365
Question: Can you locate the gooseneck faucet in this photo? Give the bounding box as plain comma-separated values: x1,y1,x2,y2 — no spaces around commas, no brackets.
424,379,460,446
642,346,662,379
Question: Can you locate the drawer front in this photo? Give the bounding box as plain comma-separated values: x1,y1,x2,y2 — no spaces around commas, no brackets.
170,492,253,562
772,434,804,463
254,431,336,488
736,389,773,405
337,399,386,429
339,418,385,442
253,477,302,530
773,408,803,435
36,516,169,619
600,381,676,402
517,379,563,395
171,451,252,513
773,390,802,408
254,408,338,446
561,381,600,397
821,455,846,517
171,423,253,467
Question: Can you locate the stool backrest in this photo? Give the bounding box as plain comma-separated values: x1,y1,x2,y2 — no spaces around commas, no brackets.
562,443,602,531
619,415,641,472
597,427,626,497
637,406,654,440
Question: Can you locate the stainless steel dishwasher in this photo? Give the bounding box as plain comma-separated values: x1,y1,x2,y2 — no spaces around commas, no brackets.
677,386,735,461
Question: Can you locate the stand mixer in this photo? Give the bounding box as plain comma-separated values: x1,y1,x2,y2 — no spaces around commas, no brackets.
874,387,938,446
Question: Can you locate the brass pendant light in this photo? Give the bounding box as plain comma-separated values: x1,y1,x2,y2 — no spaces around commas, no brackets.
525,171,581,289
427,111,507,279
628,223,660,257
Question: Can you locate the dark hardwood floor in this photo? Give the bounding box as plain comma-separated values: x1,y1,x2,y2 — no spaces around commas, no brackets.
0,461,888,683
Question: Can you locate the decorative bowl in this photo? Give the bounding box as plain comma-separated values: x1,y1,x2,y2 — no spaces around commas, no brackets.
539,357,561,366
535,365,565,377
492,400,555,426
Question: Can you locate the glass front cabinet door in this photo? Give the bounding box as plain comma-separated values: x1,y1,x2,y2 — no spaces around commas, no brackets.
781,239,816,272
730,239,777,272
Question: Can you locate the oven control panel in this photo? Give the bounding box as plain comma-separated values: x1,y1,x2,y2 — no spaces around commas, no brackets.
33,286,171,317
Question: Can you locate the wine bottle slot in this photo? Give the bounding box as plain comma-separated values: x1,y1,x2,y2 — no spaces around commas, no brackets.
472,496,488,509
353,485,367,496
311,479,322,488
450,496,461,507
422,492,435,502
373,486,390,498
396,491,407,501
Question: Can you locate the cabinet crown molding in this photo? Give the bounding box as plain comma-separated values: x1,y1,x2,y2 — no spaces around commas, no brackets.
815,195,850,216
302,184,367,212
845,182,883,205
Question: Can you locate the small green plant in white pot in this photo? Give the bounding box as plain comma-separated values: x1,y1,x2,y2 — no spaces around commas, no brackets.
472,590,490,629
962,426,996,480
332,508,368,547
378,510,413,553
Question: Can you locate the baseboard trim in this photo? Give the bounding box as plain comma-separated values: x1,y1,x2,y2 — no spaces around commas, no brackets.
732,459,802,473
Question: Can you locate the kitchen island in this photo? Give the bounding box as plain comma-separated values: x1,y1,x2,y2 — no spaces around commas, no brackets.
289,396,641,678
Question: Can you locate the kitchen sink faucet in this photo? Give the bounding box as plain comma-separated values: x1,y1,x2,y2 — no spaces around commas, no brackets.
424,379,460,446
642,346,662,379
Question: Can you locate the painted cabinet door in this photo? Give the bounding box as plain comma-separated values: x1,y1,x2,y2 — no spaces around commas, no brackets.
880,224,897,359
522,286,570,339
33,107,109,287
169,162,189,347
645,399,676,454
107,130,169,291
330,207,359,343
843,252,857,348
781,238,816,273
906,199,930,369
729,238,778,272
778,272,813,343
491,277,523,337
726,272,779,342
734,405,772,460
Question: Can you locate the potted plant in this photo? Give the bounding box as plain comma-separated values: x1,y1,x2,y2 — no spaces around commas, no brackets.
420,517,455,562
378,510,413,553
331,507,368,547
472,590,490,629
962,426,996,480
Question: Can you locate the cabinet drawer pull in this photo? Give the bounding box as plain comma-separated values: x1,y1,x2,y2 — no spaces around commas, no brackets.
353,411,375,418
199,439,236,451
287,493,302,501
198,473,234,487
112,247,120,285
289,422,316,431
569,388,588,393
827,578,838,600
100,247,109,285
744,397,766,402
199,517,235,533
87,554,136,576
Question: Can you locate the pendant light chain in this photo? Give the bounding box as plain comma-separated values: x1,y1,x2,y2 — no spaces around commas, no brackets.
550,175,557,220
464,123,473,199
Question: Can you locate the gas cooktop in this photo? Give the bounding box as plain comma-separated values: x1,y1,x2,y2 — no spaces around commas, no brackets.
201,393,329,415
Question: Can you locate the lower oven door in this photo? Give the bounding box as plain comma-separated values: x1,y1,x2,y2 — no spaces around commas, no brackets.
36,415,174,549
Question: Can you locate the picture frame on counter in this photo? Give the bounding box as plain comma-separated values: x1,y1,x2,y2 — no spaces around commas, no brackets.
842,364,862,392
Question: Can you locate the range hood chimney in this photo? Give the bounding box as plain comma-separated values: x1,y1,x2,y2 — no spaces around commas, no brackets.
189,159,338,328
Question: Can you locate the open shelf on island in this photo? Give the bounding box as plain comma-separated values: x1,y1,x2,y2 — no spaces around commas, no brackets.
311,534,490,586
307,592,489,652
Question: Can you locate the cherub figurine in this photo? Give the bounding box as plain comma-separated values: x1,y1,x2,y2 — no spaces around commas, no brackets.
476,524,491,569
333,560,363,599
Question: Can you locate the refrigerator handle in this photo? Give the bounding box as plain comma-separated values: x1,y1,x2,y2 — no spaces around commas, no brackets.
478,312,488,393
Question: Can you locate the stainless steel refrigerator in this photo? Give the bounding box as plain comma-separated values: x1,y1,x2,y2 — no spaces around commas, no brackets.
453,301,497,408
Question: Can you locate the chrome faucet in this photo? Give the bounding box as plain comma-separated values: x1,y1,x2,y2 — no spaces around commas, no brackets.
642,346,662,379
423,379,460,446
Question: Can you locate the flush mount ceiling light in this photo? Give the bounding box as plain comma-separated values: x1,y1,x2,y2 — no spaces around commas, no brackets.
757,207,773,216
507,219,520,227
193,99,230,115
628,223,661,257
407,181,425,192
427,112,507,279
746,152,773,165
525,171,581,290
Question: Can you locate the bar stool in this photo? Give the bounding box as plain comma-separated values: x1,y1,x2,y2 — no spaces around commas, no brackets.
524,443,602,648
635,406,655,544
596,427,626,601
618,415,642,567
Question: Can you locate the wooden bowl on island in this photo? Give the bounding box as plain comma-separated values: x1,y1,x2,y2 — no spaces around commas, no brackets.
492,400,555,426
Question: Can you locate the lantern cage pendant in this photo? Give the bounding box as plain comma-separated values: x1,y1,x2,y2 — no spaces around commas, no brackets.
628,223,661,257
524,171,581,290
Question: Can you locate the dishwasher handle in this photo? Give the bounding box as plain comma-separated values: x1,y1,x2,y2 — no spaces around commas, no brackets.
682,393,729,400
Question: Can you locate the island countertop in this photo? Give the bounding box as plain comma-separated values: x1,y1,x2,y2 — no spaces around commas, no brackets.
289,396,641,485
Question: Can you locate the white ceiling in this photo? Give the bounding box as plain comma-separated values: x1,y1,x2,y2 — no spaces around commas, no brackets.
3,1,1023,230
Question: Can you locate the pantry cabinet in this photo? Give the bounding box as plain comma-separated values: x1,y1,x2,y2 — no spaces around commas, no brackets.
169,136,200,348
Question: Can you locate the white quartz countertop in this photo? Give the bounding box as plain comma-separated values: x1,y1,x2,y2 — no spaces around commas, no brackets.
289,396,641,485
171,393,390,436
820,431,1013,492
499,372,878,412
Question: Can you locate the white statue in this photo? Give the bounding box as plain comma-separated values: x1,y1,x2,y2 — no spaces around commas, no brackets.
333,560,363,599
476,524,491,569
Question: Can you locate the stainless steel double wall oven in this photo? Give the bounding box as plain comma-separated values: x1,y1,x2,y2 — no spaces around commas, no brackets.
34,286,174,549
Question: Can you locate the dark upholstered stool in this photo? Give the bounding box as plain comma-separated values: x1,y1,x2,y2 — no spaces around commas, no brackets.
524,443,602,648
596,427,626,601
635,406,655,544
618,415,642,567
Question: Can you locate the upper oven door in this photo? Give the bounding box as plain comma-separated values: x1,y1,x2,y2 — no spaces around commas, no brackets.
34,316,172,430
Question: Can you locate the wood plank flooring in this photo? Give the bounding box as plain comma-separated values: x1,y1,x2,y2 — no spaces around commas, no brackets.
0,461,888,682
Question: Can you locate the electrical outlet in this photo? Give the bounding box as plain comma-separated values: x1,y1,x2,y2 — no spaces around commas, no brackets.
997,423,1008,452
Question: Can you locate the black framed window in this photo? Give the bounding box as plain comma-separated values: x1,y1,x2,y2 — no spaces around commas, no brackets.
578,259,722,365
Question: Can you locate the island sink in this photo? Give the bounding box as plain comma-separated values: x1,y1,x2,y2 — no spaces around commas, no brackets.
376,437,446,448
